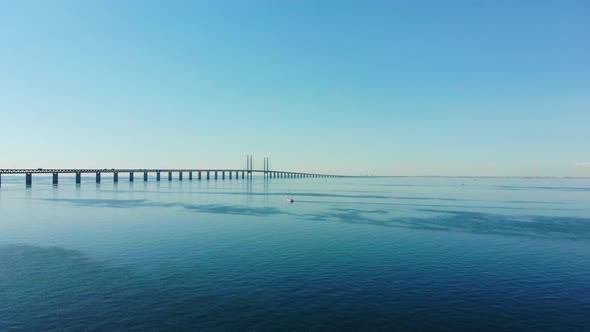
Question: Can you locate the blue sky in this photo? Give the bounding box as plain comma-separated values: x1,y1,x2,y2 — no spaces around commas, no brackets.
1,0,588,176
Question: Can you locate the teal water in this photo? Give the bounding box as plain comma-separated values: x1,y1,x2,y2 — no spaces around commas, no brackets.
1,176,589,331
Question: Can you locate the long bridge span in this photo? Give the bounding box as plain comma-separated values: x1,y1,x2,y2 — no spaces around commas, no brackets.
0,168,341,187
0,156,343,187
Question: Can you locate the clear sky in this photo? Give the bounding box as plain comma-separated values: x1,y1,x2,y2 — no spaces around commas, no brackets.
1,0,588,176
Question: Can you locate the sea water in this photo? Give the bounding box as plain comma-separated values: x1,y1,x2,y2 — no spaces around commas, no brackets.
1,175,589,331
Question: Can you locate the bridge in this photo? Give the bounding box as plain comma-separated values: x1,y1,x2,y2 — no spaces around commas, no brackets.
0,156,342,187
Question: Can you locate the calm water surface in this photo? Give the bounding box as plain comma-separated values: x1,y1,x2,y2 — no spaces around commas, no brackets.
1,176,589,331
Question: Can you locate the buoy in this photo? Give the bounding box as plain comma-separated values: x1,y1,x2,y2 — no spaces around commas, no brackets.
287,198,294,203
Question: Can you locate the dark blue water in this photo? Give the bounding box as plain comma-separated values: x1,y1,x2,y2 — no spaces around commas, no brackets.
1,176,589,331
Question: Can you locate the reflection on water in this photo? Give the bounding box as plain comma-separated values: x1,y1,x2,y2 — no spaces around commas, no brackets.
1,176,590,331
42,198,286,216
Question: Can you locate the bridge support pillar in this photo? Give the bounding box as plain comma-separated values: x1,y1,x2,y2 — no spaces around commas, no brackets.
144,172,148,181
114,172,118,182
75,172,81,184
179,172,183,181
229,171,232,180
189,172,193,180
168,172,172,181
198,171,202,180
96,172,101,183
242,171,244,179
207,171,210,180
156,171,160,181
215,171,218,180
222,171,225,180
25,173,32,187
52,173,58,185
129,172,134,182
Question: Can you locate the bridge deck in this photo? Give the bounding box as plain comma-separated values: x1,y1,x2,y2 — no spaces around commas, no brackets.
0,169,339,177
0,168,341,187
